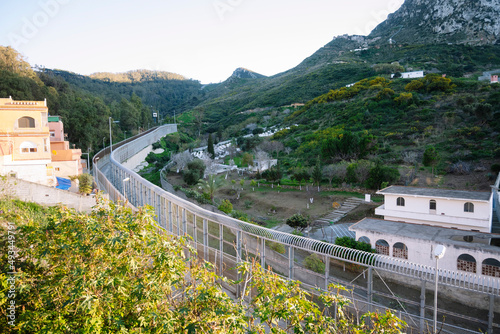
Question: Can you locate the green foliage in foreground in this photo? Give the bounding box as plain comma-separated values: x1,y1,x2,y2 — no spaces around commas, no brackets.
0,198,406,333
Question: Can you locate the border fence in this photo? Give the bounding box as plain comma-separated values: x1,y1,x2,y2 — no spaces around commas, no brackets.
94,125,499,334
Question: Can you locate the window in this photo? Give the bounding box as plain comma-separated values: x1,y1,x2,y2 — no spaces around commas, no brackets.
55,167,60,171
375,240,390,256
393,242,408,259
482,259,500,277
18,116,35,128
20,141,37,153
50,131,55,137
429,200,436,210
457,254,476,273
396,197,405,206
464,202,474,213
44,138,49,152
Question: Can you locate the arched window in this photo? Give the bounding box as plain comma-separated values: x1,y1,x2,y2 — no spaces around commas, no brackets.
375,240,390,256
482,259,500,277
429,200,436,211
358,236,370,245
396,197,405,207
464,202,474,213
18,116,35,128
457,254,476,273
393,242,408,259
20,141,37,153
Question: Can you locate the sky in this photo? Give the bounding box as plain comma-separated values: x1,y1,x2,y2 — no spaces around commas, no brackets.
0,0,404,84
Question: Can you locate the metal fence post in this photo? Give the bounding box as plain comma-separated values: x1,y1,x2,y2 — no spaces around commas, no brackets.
236,230,242,298
489,295,495,334
168,201,173,233
288,245,294,280
219,224,224,276
203,219,208,261
182,208,187,236
367,267,373,313
193,214,198,247
260,238,266,269
325,255,330,291
420,279,426,334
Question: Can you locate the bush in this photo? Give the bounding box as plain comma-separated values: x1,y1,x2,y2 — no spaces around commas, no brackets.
303,254,325,274
266,240,286,254
286,214,308,231
78,173,93,195
218,199,233,214
365,164,400,190
183,169,201,185
491,163,500,174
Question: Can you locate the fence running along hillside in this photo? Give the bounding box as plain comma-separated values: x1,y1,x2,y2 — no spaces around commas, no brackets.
94,124,499,334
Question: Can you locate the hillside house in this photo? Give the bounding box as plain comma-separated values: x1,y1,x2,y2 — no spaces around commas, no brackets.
0,97,82,185
391,70,424,79
350,180,500,279
48,116,83,178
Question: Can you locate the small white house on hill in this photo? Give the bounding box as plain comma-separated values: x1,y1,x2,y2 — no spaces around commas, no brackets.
391,71,424,79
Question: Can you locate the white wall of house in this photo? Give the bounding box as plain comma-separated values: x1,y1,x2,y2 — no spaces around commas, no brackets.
391,71,425,79
375,194,492,232
1,159,53,186
356,228,499,275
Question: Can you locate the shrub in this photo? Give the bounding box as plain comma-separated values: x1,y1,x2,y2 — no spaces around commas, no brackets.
78,173,93,195
303,254,325,274
365,164,400,190
218,199,233,214
286,214,308,231
266,240,286,254
491,163,500,174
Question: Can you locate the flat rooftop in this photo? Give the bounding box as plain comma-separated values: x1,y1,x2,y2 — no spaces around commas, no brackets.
350,218,500,254
377,186,491,202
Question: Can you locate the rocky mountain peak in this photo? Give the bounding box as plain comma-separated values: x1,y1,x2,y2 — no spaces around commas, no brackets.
230,67,265,79
369,0,500,45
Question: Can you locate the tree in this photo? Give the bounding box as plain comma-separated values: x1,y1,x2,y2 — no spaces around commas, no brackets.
197,174,223,201
171,151,193,172
193,107,204,137
292,168,310,190
207,133,215,159
322,165,336,187
241,152,254,167
365,164,400,190
0,197,407,333
286,213,308,231
312,158,322,191
183,159,206,185
218,199,233,214
423,146,440,175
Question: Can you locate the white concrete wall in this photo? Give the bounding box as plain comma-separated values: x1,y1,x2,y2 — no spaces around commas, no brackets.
357,230,499,275
2,177,96,212
1,159,53,186
378,194,491,232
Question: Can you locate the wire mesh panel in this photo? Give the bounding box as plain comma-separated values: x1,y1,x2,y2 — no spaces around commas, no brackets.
93,124,500,334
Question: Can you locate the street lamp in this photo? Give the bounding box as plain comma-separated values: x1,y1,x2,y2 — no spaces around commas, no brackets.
123,177,130,202
109,117,120,153
433,245,446,334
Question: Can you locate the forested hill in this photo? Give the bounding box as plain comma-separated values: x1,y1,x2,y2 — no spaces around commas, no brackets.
90,69,187,82
45,68,205,116
0,46,155,154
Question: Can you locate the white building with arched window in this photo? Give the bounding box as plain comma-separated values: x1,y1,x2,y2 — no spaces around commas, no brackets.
350,181,500,279
375,186,493,232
